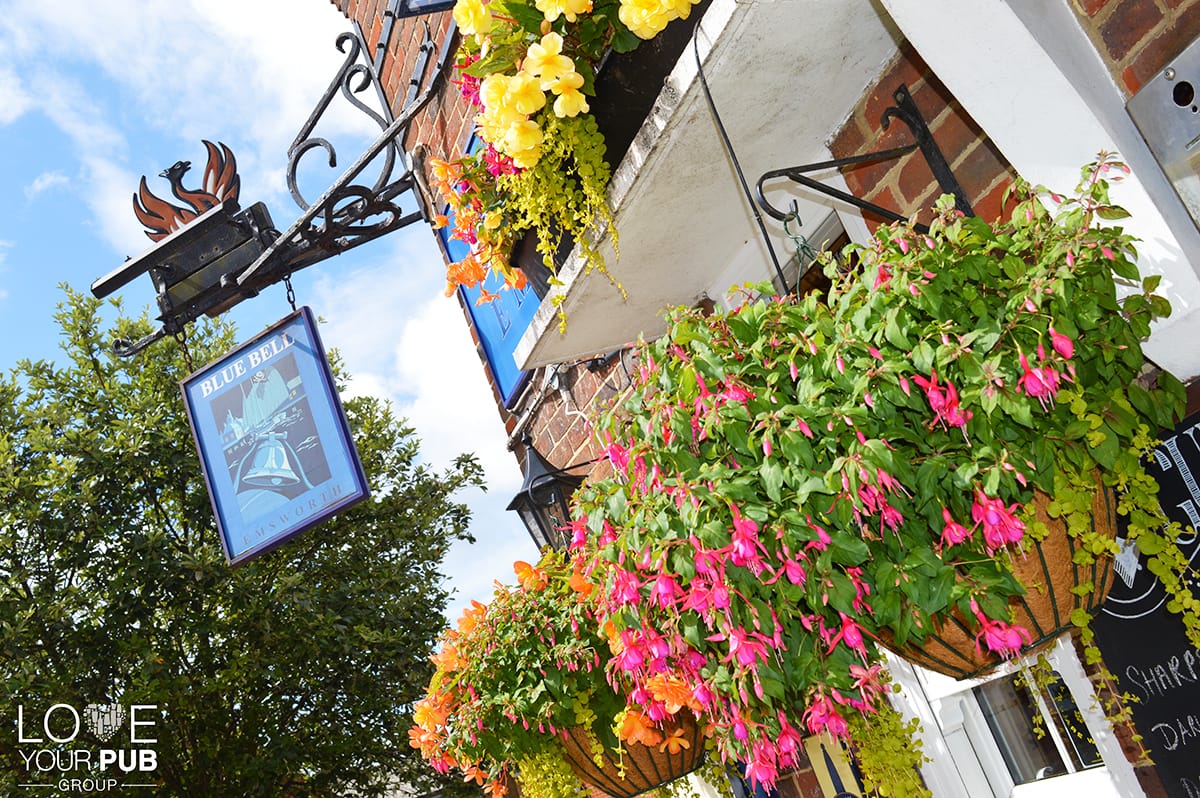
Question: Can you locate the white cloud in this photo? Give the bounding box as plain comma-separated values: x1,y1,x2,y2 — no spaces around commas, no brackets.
0,0,376,256
24,170,68,200
0,65,31,124
310,231,539,620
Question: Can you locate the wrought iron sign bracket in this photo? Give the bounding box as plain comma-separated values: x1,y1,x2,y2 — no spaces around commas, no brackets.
755,84,974,233
237,19,458,293
91,18,457,357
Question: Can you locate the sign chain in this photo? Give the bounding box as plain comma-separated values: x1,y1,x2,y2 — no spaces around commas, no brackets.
284,274,297,312
174,330,195,373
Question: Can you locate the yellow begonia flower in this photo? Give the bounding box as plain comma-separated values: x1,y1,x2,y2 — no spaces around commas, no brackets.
534,0,592,23
480,74,513,114
618,0,669,39
505,119,544,154
510,145,542,169
662,0,696,19
484,211,503,230
453,0,494,37
549,72,588,117
522,33,576,90
506,72,547,116
554,88,589,117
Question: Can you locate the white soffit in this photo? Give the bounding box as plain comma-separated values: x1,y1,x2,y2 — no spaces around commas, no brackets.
515,0,903,368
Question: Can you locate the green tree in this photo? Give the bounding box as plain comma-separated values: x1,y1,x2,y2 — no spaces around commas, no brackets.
0,289,485,797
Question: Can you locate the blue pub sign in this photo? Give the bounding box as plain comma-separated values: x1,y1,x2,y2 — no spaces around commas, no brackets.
181,307,369,565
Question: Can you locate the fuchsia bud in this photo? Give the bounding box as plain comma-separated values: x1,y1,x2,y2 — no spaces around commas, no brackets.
1049,326,1074,359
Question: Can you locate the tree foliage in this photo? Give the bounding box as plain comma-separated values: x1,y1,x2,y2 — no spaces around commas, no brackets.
0,288,485,797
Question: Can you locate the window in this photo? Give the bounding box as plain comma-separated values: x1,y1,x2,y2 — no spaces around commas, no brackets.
973,668,1102,786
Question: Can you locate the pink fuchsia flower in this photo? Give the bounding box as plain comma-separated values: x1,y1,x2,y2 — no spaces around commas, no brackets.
602,432,630,470
1017,349,1061,409
720,380,755,404
648,573,684,609
613,629,647,672
940,507,971,547
776,711,805,766
911,369,972,431
730,504,766,573
970,599,1032,658
824,612,868,659
744,743,779,789
1048,326,1074,359
609,568,642,606
802,693,850,737
971,489,1025,553
849,662,885,705
873,262,892,290
482,144,519,176
716,626,770,668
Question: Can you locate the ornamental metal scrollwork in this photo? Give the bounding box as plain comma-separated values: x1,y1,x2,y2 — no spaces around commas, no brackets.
91,18,457,357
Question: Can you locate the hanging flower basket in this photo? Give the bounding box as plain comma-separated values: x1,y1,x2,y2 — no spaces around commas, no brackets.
882,483,1118,679
559,712,705,798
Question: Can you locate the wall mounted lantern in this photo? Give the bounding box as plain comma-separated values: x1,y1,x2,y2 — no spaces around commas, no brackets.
506,435,588,551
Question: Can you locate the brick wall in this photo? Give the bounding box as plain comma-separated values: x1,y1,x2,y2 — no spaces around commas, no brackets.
330,0,535,465
1068,0,1200,94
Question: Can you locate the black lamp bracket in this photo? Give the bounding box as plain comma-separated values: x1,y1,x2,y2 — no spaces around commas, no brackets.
755,84,974,233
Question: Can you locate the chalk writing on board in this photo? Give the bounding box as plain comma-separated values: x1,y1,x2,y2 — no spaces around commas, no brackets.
1102,417,1200,620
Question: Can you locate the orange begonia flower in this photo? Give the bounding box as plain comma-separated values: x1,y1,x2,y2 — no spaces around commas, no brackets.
483,779,509,798
658,727,691,755
568,559,595,598
645,673,698,714
430,640,463,673
617,710,663,747
457,599,487,635
513,560,549,591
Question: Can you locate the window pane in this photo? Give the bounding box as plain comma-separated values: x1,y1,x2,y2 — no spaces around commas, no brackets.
974,675,1064,784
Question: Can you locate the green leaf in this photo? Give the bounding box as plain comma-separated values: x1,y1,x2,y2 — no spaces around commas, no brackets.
761,459,784,502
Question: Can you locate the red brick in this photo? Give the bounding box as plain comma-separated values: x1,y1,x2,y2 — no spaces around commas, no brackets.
1128,2,1200,91
829,115,868,161
951,137,1014,209
862,43,930,128
1077,0,1115,15
838,122,911,201
1100,0,1164,61
1134,766,1171,798
857,185,905,233
906,74,957,132
972,178,1015,225
897,103,983,206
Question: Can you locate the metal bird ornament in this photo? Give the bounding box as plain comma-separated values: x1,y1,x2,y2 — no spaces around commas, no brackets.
133,140,241,241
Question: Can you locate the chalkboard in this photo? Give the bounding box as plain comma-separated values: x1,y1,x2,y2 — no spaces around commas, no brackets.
1092,411,1200,798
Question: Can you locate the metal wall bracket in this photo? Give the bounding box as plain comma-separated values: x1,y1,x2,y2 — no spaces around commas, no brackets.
755,84,973,233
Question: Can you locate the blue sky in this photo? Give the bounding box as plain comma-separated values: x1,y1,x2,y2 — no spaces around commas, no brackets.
0,0,536,619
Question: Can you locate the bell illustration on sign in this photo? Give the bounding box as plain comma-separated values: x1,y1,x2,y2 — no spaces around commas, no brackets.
209,353,331,520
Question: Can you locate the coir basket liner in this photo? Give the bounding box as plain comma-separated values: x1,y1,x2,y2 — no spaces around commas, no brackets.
886,483,1118,679
560,712,704,798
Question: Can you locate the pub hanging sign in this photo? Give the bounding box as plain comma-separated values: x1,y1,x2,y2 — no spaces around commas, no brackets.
181,307,369,565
